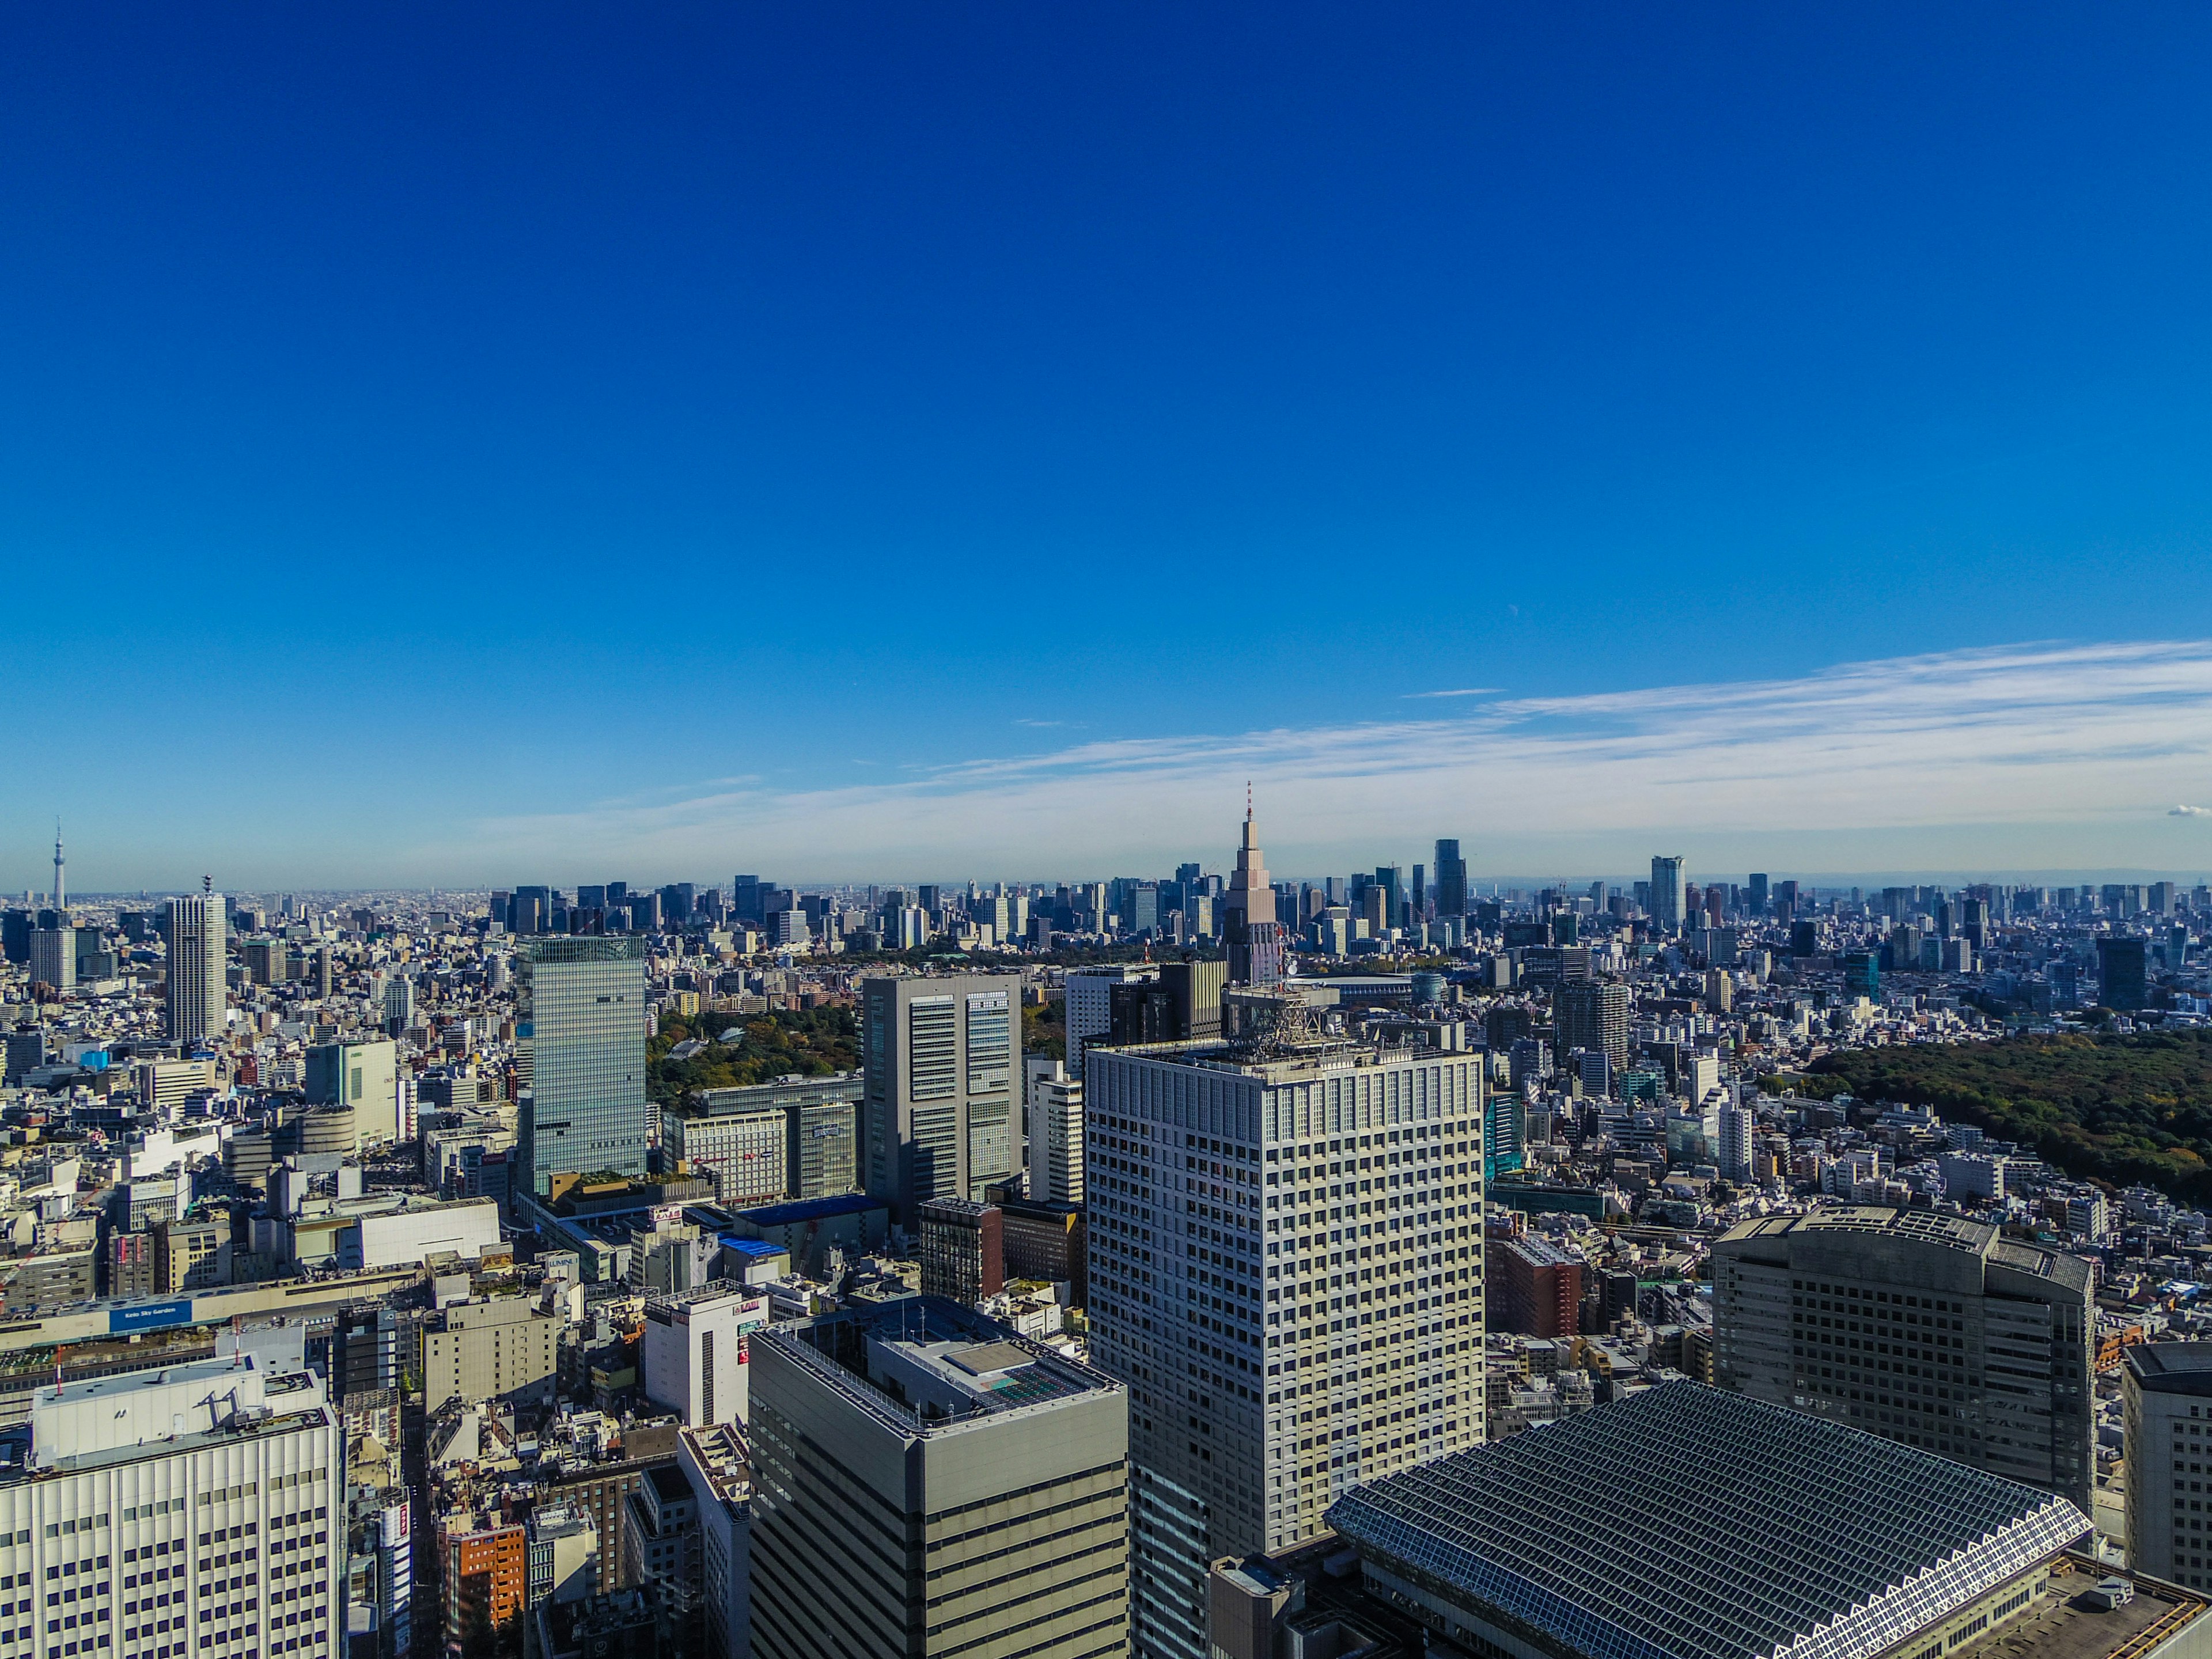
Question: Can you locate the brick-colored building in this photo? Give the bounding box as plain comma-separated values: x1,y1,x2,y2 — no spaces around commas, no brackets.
1487,1233,1584,1339
444,1520,528,1652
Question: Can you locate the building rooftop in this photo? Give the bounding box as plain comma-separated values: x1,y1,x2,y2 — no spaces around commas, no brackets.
1950,1554,2206,1659
762,1294,1119,1436
2125,1342,2212,1394
733,1191,884,1228
1327,1380,2092,1659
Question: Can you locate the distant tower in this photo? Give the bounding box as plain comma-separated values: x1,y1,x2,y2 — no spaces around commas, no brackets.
1225,790,1284,987
51,823,63,915
1651,854,1686,934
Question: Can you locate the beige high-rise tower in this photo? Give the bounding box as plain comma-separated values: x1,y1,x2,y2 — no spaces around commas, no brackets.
1224,797,1282,987
165,885,228,1044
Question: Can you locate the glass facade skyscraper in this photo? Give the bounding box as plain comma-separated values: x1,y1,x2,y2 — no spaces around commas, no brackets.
518,934,649,1195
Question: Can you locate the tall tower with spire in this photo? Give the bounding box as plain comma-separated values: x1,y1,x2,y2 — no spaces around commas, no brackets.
1224,789,1285,987
51,823,64,915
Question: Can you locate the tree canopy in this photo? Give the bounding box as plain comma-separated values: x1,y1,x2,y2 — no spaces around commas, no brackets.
1800,1028,2212,1204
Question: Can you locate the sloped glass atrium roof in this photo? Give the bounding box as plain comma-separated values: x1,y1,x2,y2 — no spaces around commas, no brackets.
1325,1380,2090,1659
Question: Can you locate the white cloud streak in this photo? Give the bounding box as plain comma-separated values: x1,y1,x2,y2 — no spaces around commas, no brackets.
450,640,2212,879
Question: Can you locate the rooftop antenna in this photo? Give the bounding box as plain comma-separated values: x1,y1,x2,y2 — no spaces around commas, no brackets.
202,874,213,895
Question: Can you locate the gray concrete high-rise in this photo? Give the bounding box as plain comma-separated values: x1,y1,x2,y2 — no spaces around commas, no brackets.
749,1296,1128,1659
860,972,1018,1226
164,889,228,1043
516,934,650,1197
1649,855,1685,934
1711,1206,2095,1514
2123,1343,2212,1592
1084,1032,1485,1659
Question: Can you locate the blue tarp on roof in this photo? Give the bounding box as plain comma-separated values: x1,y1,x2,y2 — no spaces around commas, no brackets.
733,1192,885,1228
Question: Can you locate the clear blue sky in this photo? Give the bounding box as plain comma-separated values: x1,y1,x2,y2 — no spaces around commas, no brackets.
8,5,2212,888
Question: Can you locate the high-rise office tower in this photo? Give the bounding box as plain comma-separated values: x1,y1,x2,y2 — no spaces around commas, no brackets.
1432,840,1467,921
749,1297,1128,1659
2097,936,2149,1011
5,1355,344,1659
1747,872,1769,914
1711,1207,2095,1514
859,973,1018,1225
1066,966,1157,1083
165,888,228,1044
1552,980,1630,1073
2123,1343,2212,1590
1649,856,1685,934
1084,1033,1485,1659
516,935,649,1198
1224,808,1283,987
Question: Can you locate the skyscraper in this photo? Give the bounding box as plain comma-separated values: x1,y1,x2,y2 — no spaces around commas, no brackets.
1225,806,1283,987
516,934,650,1198
27,925,74,993
1649,855,1685,934
2097,935,2149,1011
1432,839,1467,921
1084,1032,1485,1659
1553,979,1630,1073
164,887,228,1044
1711,1207,2095,1514
859,972,1018,1225
749,1298,1128,1659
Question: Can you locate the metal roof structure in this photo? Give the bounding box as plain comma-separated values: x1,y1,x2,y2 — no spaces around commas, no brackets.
1326,1380,2091,1659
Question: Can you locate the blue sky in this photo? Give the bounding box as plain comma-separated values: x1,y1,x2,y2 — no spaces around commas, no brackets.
6,5,2212,889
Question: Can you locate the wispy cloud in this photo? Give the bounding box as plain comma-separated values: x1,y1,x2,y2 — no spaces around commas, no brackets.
1014,718,1065,728
2175,805,2210,817
453,639,2212,877
1402,687,1505,700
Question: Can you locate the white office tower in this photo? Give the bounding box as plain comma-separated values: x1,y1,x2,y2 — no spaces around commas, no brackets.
1024,1056,1085,1205
1064,966,1153,1082
165,892,228,1044
0,1355,343,1659
1084,1029,1485,1659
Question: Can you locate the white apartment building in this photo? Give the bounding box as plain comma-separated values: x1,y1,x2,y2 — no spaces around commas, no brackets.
0,1355,343,1659
1023,1057,1084,1206
1084,1032,1485,1659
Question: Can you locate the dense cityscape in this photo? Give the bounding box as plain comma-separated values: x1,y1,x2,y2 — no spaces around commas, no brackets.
14,6,2212,1658
1,810,2210,1659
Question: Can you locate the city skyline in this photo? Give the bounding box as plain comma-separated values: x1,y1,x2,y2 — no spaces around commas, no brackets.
11,637,2212,888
